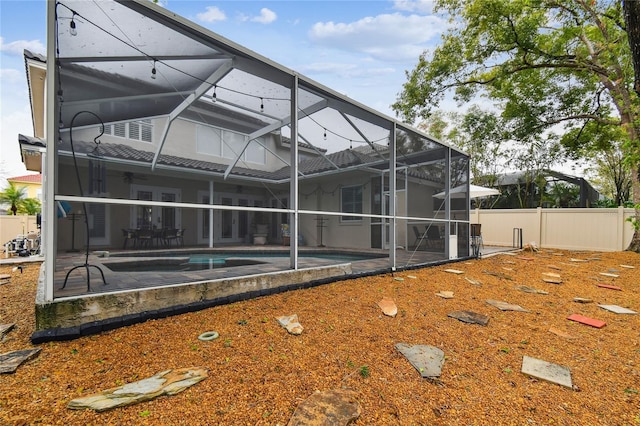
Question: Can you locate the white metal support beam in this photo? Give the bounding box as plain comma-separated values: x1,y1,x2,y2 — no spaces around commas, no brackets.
223,99,327,179
151,60,233,170
209,180,214,248
44,0,57,302
290,75,299,269
339,111,387,161
389,122,397,270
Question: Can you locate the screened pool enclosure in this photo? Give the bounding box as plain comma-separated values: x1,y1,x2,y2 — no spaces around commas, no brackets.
30,0,470,334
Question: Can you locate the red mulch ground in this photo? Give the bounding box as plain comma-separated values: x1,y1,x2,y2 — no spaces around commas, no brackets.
1,249,639,425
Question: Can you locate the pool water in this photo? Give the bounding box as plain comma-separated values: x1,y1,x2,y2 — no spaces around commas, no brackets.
106,251,383,273
105,258,265,272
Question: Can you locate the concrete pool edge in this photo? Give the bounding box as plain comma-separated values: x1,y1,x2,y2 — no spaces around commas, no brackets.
32,262,353,343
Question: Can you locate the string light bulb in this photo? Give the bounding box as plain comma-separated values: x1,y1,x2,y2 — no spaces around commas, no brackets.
70,13,77,36
349,139,353,150
323,128,327,140
151,60,157,80
260,97,264,112
212,85,217,102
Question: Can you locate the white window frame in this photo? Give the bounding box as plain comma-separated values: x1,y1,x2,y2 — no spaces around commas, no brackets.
340,185,363,222
196,123,266,165
103,119,153,143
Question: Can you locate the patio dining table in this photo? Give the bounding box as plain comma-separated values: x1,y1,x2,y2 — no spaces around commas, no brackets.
123,228,171,249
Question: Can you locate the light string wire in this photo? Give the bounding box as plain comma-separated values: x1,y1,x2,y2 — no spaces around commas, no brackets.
55,1,397,149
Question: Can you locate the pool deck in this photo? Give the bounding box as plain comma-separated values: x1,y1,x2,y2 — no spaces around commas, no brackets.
2,244,520,299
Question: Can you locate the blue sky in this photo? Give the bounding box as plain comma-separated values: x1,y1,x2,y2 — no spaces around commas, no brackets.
0,0,449,180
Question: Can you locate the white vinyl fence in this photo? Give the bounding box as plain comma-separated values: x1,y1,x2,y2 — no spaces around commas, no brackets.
1,215,38,245
471,207,636,252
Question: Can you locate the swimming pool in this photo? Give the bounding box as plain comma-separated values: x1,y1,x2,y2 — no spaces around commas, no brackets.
105,250,384,272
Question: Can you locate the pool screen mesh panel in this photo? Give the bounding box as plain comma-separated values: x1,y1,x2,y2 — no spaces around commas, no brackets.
47,0,470,301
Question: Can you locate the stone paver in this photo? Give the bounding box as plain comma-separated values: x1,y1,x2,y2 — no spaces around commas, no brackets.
486,299,529,312
597,284,622,291
67,367,208,411
599,272,619,278
448,310,489,326
0,323,15,340
548,327,576,339
514,285,548,295
464,277,482,286
288,389,361,425
598,304,637,314
276,314,304,335
567,313,606,328
377,298,398,317
521,355,573,389
0,348,42,374
395,343,445,379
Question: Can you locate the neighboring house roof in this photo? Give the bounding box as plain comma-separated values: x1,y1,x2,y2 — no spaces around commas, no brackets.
477,169,600,208
488,169,596,190
7,174,41,184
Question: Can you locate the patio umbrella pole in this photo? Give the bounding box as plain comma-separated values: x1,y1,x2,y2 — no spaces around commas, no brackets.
60,111,108,292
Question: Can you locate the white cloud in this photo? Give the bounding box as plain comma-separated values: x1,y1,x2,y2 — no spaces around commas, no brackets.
239,8,277,24
0,68,23,83
196,6,226,23
0,37,45,56
300,62,395,80
0,106,32,180
308,13,446,62
252,8,277,24
393,0,435,14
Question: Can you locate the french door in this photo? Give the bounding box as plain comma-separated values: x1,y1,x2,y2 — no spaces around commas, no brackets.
197,192,260,245
131,184,181,230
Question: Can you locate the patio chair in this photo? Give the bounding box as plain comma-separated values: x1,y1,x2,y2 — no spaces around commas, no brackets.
412,226,427,249
425,226,444,250
136,228,154,249
470,223,483,257
163,228,179,248
122,229,136,249
176,228,185,247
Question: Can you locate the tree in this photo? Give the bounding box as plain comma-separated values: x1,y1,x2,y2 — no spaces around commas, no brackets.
585,141,632,205
393,0,640,252
18,198,42,215
624,0,640,96
418,105,511,183
0,182,27,215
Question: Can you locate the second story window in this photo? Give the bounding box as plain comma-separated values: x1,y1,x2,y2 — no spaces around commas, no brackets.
104,119,153,143
196,123,266,165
